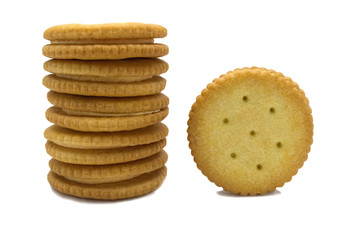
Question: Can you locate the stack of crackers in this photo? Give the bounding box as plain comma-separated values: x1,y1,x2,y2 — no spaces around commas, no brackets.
42,23,169,200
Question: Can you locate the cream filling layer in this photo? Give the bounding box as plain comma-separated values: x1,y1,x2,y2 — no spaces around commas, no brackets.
51,38,154,45
63,109,161,117
56,74,154,82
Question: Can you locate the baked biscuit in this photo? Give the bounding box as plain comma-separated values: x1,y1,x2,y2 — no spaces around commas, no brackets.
44,23,167,42
47,91,169,114
43,44,169,60
49,150,167,184
45,106,169,132
48,166,167,200
187,67,313,195
45,139,166,165
44,123,168,149
43,74,166,97
43,59,169,82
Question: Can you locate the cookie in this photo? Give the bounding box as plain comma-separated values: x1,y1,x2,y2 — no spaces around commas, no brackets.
43,59,169,82
49,150,167,184
44,123,168,149
45,139,167,165
187,67,313,195
47,91,169,114
45,106,169,132
44,23,167,42
48,166,167,200
43,74,166,97
42,44,169,60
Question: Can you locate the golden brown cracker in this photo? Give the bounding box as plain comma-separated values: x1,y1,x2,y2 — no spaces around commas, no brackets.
48,166,167,200
43,74,166,97
49,150,167,184
44,23,167,41
44,123,168,149
187,67,313,195
42,44,169,60
47,91,169,114
43,59,168,82
45,139,166,165
49,38,154,44
53,74,154,83
45,106,169,132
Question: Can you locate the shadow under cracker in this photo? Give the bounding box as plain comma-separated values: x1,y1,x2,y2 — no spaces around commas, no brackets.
217,189,281,197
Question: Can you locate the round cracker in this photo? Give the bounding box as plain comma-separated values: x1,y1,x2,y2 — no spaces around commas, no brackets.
49,39,154,44
45,139,166,165
53,74,154,83
49,150,167,184
44,23,167,41
47,91,169,114
45,107,169,132
42,44,169,60
43,74,166,97
43,59,169,82
44,123,168,149
48,166,167,200
187,67,313,195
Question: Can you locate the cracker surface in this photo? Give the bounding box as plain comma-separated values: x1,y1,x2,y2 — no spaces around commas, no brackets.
44,23,167,41
43,74,166,97
44,59,168,80
43,44,169,60
49,150,167,184
187,67,313,195
44,123,168,149
45,139,166,165
46,106,169,132
48,166,167,200
47,91,169,114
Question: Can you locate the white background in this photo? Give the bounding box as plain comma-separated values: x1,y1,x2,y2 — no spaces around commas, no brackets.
1,0,360,239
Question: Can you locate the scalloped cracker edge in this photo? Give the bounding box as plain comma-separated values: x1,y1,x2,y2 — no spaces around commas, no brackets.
45,139,166,165
43,74,166,97
43,44,169,60
43,59,169,79
46,106,169,132
48,166,167,200
44,123,168,149
44,23,167,41
47,91,169,114
49,150,167,184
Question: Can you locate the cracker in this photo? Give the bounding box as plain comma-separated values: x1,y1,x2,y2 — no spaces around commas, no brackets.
43,74,166,97
44,123,168,149
53,74,155,83
187,67,313,195
47,91,169,114
45,106,169,132
49,150,167,184
45,139,166,165
44,23,167,41
48,166,167,200
43,59,169,82
50,39,155,45
42,44,169,60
